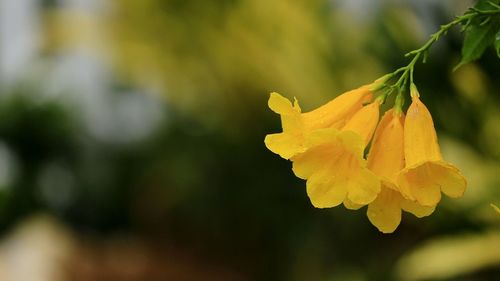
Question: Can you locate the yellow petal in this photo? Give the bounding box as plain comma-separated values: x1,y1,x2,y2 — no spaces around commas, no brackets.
438,162,467,198
343,199,363,210
367,109,405,181
367,186,402,233
346,168,380,205
404,96,442,166
264,133,304,160
268,92,301,131
367,180,434,233
307,165,379,208
268,92,300,114
397,161,466,206
400,198,435,218
265,93,304,159
292,129,361,179
306,171,348,208
302,85,373,130
266,87,371,159
292,143,332,180
293,130,380,207
342,101,380,146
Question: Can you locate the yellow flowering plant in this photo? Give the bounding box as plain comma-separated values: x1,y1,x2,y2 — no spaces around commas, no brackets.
366,109,435,233
265,1,500,233
264,84,374,160
291,98,382,209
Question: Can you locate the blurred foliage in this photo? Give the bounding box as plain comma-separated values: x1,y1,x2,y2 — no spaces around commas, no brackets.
456,0,500,68
0,0,498,280
395,231,500,280
45,0,384,132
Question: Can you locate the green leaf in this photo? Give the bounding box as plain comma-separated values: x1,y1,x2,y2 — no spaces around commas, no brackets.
455,18,500,70
474,0,500,10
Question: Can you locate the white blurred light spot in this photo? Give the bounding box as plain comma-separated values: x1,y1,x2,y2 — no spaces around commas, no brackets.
0,0,40,85
38,162,76,210
44,53,165,144
86,90,165,144
0,215,75,281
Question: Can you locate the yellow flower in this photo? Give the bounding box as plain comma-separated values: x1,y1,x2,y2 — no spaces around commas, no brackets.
397,94,466,207
291,100,381,208
264,84,373,159
362,109,434,233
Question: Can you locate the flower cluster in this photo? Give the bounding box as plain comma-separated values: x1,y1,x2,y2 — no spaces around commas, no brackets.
265,79,466,233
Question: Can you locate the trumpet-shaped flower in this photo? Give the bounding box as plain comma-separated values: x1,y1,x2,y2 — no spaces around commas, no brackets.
265,84,373,159
397,95,466,207
291,100,381,208
362,109,434,233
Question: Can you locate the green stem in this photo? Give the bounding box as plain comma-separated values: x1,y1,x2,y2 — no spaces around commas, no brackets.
381,4,500,95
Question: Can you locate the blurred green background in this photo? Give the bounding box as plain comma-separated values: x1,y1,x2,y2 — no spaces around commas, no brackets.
0,0,499,280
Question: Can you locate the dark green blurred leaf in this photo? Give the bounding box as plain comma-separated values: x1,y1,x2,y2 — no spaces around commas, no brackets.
495,31,500,57
474,0,500,10
455,0,500,69
456,17,500,69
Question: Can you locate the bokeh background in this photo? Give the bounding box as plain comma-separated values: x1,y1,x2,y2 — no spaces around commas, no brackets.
0,0,499,280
